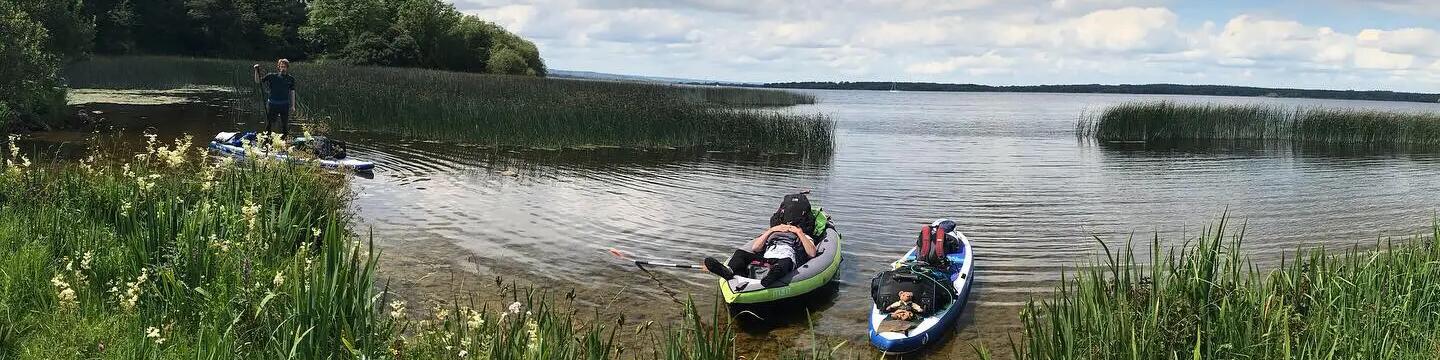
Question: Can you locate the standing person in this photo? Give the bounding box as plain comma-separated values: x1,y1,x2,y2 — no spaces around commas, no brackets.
252,59,297,138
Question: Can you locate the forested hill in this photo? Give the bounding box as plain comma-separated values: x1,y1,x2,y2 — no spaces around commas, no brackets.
759,82,1440,103
3,0,546,131
49,0,545,76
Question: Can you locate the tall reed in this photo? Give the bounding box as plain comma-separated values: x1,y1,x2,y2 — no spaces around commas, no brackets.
1009,218,1440,359
0,135,852,359
63,56,832,154
1080,101,1440,147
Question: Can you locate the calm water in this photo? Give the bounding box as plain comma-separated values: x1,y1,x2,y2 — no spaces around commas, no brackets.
33,89,1440,358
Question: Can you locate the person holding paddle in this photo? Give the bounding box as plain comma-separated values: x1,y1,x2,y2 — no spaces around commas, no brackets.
252,59,297,137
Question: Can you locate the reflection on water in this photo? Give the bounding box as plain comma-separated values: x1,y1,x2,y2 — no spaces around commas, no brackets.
20,89,1440,358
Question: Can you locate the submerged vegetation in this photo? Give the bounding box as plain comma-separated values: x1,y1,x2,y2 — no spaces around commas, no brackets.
1009,219,1440,359
1080,101,1440,147
65,56,832,154
0,134,850,358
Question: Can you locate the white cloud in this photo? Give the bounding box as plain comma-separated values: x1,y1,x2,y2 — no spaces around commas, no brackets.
752,21,842,48
1357,28,1440,58
467,5,540,34
1050,0,1163,13
455,0,1440,91
1354,47,1416,70
1064,7,1181,52
1202,15,1357,70
905,52,1016,75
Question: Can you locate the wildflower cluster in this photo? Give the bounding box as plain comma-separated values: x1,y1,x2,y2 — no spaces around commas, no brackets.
112,268,150,311
51,274,78,310
5,134,29,175
145,326,166,345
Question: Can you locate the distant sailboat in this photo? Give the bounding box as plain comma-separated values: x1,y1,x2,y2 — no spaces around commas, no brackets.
888,82,900,93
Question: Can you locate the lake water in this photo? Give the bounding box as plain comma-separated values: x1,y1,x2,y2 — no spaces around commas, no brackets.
31,89,1440,358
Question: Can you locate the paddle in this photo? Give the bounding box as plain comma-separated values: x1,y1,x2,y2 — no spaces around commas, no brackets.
607,248,703,270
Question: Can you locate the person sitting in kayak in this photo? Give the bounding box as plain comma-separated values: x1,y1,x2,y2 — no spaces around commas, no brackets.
703,192,820,287
703,223,818,287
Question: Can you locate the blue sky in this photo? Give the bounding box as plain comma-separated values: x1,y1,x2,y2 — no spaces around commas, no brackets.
454,0,1440,92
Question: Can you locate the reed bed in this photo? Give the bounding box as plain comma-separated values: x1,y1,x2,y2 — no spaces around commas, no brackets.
0,135,849,359
1007,218,1440,359
1079,101,1440,147
63,56,831,154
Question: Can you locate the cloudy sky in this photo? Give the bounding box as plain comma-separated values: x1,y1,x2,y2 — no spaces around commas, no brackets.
455,0,1440,92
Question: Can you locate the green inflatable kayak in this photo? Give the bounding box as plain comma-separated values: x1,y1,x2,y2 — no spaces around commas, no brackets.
719,208,842,304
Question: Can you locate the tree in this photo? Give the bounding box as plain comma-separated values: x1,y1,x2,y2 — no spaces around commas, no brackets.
15,0,95,60
91,0,137,54
393,0,460,68
302,0,545,76
0,2,66,131
482,21,545,76
487,46,529,76
301,0,393,57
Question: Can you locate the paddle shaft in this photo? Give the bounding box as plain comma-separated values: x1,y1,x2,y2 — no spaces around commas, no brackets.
609,248,704,271
633,260,702,270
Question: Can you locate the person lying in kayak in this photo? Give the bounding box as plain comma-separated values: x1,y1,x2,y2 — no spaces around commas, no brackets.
703,224,818,287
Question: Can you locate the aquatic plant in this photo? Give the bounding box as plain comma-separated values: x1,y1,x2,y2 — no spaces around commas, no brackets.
1079,101,1440,147
0,135,852,359
63,56,831,154
1007,218,1440,359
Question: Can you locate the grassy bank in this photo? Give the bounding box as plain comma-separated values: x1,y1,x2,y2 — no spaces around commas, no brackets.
0,135,849,359
1079,101,1440,146
62,56,831,154
1007,219,1440,359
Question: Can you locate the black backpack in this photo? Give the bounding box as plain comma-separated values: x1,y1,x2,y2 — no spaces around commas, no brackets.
769,192,815,237
870,265,948,316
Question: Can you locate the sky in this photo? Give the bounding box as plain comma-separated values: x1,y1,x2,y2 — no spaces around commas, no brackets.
453,0,1440,92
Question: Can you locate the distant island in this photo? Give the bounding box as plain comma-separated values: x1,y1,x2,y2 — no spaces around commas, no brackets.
747,82,1440,104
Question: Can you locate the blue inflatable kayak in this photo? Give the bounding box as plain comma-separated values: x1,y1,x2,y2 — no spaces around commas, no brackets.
208,132,375,172
868,219,974,354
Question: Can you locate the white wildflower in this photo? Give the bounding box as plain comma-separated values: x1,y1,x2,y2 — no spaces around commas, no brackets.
272,271,285,288
389,300,407,320
145,326,165,345
121,269,149,311
51,274,77,310
432,303,451,321
466,309,484,329
241,200,260,230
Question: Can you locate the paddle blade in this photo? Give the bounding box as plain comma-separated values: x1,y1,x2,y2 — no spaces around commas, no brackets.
607,248,629,260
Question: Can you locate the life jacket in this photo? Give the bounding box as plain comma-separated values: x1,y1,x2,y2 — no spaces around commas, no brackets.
915,225,951,267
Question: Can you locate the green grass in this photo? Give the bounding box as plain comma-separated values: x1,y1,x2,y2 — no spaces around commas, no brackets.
0,134,853,359
1007,218,1440,359
1079,101,1440,147
62,56,832,154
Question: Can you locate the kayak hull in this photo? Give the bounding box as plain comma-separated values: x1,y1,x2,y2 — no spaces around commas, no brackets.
719,219,842,305
868,220,974,354
208,132,374,172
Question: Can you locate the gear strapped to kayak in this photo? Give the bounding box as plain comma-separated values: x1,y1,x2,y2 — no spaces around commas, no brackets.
713,192,844,305
868,219,975,354
208,132,375,172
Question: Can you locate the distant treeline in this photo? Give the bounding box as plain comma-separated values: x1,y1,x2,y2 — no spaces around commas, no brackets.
757,82,1440,103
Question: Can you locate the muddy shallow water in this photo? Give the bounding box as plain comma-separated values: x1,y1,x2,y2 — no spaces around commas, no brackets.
24,89,1440,358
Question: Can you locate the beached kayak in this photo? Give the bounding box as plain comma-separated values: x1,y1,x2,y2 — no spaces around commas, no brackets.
719,208,842,304
208,132,374,172
868,219,974,354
